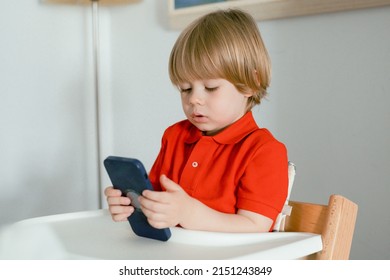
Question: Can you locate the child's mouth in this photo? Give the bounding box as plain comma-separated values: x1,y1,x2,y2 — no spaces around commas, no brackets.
191,113,208,123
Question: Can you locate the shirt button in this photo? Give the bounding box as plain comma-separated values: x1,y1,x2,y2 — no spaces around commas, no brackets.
192,161,198,168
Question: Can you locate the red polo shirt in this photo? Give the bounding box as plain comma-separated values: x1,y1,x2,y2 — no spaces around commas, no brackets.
149,111,288,223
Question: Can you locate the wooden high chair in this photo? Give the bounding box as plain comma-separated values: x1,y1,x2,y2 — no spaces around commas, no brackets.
285,194,358,260
275,162,358,259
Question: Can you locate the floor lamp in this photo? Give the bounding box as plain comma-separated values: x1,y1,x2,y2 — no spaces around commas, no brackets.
42,0,141,208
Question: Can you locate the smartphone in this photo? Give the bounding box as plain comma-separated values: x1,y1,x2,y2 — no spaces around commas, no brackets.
103,156,171,241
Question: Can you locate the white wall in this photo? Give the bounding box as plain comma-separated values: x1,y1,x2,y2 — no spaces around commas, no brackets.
0,2,103,225
108,1,390,259
260,8,390,260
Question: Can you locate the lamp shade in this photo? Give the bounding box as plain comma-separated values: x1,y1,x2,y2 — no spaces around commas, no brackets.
42,0,141,5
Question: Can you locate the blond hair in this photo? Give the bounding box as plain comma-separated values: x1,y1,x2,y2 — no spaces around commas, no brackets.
169,9,271,110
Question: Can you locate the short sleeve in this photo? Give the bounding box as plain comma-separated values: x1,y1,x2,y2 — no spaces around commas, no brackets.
236,139,288,222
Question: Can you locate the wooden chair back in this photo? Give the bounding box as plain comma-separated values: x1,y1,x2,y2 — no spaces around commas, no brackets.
284,194,358,260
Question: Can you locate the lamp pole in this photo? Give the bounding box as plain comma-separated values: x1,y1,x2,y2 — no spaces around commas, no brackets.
91,0,102,208
44,0,142,209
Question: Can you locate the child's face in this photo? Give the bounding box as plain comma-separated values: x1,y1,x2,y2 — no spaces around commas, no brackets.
178,79,252,136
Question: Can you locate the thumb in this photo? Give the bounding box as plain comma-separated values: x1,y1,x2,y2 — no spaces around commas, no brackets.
160,175,181,192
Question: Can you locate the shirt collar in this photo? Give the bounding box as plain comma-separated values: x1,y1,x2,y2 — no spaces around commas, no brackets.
185,111,259,145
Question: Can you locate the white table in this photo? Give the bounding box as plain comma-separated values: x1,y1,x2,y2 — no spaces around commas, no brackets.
0,210,322,260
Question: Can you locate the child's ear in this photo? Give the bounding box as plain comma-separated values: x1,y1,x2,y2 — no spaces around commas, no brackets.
253,69,261,87
241,70,259,98
243,91,254,98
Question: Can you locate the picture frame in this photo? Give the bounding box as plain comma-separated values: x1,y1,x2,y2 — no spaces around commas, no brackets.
168,0,390,29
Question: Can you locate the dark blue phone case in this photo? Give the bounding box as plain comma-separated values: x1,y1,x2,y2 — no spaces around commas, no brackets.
103,156,171,241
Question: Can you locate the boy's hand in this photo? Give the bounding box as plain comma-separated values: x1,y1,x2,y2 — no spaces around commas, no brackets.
104,186,134,222
139,175,194,229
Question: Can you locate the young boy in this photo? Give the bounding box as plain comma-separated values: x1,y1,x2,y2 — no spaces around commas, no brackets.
105,9,288,233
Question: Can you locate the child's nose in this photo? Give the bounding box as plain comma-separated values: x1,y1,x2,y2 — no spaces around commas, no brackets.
189,88,204,105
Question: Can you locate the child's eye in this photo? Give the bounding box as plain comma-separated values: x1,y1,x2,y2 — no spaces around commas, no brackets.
180,88,192,93
205,87,218,92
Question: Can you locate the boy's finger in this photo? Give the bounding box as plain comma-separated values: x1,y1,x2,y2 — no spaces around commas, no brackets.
104,186,122,196
159,175,182,192
107,196,131,206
